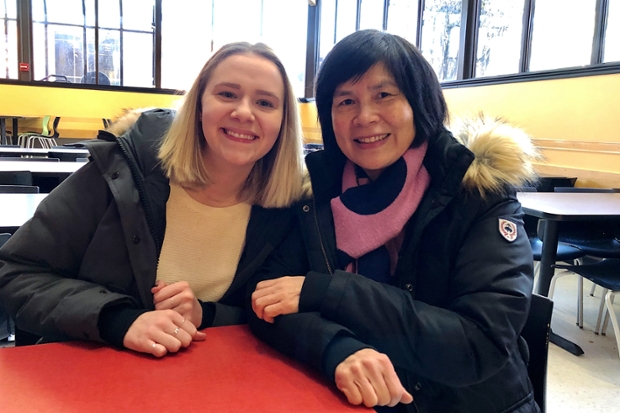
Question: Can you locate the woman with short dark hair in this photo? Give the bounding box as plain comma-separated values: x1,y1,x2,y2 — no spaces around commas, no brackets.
250,30,541,412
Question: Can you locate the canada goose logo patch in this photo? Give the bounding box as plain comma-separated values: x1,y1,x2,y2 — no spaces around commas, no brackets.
499,219,517,242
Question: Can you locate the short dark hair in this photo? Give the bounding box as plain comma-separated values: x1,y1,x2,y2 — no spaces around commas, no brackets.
315,29,448,160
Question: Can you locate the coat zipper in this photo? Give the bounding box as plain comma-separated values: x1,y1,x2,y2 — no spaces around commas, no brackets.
312,199,333,275
117,138,161,254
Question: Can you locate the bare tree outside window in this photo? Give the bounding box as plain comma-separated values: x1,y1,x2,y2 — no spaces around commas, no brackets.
1,0,18,79
420,0,462,82
476,0,525,77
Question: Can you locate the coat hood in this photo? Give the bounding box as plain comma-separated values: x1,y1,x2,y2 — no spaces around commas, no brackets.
449,113,541,197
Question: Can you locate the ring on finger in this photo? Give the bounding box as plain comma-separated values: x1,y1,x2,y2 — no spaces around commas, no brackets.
179,318,186,328
152,343,157,349
173,327,181,336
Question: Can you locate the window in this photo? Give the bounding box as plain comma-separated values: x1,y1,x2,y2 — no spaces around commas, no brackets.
475,0,525,78
31,0,154,86
386,0,419,45
1,0,18,79
162,0,308,95
359,0,384,31
420,0,462,82
604,0,620,63
529,0,596,72
319,0,357,66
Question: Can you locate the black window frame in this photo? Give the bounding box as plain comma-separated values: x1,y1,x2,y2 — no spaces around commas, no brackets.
2,0,619,96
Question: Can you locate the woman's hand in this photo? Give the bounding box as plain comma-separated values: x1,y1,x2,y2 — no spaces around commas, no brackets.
251,276,305,323
123,310,206,357
152,280,203,328
335,349,414,408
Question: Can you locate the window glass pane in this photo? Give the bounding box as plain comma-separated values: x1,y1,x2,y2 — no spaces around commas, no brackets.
529,0,596,71
1,2,18,79
421,0,462,81
212,0,261,47
123,32,153,87
32,24,86,83
41,0,86,25
319,0,337,65
122,0,155,31
475,0,525,77
386,0,419,45
604,0,620,62
161,0,213,90
261,0,308,97
99,1,120,29
359,0,384,31
97,29,120,85
336,0,357,43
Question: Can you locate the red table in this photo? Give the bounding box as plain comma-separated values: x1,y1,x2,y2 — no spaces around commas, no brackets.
0,325,371,413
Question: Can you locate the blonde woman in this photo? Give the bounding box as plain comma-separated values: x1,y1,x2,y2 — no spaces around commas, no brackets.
0,42,304,357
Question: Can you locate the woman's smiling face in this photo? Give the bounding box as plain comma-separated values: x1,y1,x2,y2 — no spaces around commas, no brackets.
331,63,415,181
200,53,285,173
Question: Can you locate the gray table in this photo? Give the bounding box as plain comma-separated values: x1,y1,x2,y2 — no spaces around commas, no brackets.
0,193,47,233
0,161,85,174
0,147,90,157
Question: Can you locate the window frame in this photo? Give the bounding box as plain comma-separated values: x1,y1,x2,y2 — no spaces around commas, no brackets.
1,0,619,97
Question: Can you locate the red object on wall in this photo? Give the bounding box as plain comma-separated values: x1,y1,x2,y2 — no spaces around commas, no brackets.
18,62,30,72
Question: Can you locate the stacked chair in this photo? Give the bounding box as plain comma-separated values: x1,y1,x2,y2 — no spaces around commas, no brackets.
17,116,61,149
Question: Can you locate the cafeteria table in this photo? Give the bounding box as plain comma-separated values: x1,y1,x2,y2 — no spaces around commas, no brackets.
0,193,47,233
517,191,620,355
0,160,85,174
0,147,90,157
0,325,372,413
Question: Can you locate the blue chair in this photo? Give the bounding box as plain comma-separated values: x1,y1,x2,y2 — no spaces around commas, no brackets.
549,187,620,329
555,259,620,359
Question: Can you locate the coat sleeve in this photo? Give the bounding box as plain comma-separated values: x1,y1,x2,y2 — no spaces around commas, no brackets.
306,197,534,387
0,161,141,343
246,217,371,379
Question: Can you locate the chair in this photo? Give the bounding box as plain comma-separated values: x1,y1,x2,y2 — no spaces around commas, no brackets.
555,259,620,359
81,71,111,85
0,233,15,342
0,185,39,193
18,116,61,149
554,187,620,193
0,171,33,186
534,177,577,192
520,187,586,293
521,293,554,413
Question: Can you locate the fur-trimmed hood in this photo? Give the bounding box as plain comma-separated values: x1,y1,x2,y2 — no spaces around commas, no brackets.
449,113,541,196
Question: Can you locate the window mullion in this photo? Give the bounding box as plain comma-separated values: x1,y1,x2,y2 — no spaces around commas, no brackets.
154,0,161,88
355,0,361,31
458,0,479,80
591,0,608,65
382,0,388,31
519,0,534,73
305,1,319,98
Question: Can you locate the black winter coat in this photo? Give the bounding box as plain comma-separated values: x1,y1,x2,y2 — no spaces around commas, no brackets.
0,109,294,346
248,127,541,413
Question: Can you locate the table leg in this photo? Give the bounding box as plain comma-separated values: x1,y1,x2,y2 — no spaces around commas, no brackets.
537,219,585,356
11,118,19,146
0,119,6,145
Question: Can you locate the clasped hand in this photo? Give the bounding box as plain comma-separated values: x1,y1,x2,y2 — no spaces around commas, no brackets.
336,349,413,408
252,276,305,323
123,280,206,357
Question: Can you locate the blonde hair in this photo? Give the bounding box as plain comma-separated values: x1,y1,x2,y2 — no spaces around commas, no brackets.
158,42,304,208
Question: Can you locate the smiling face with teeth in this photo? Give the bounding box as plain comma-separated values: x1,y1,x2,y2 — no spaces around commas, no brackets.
331,62,415,181
200,53,285,176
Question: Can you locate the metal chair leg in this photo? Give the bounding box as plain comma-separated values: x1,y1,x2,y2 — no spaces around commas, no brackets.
594,287,610,335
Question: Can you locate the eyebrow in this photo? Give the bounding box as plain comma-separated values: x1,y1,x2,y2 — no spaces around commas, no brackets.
215,82,281,101
333,79,399,97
